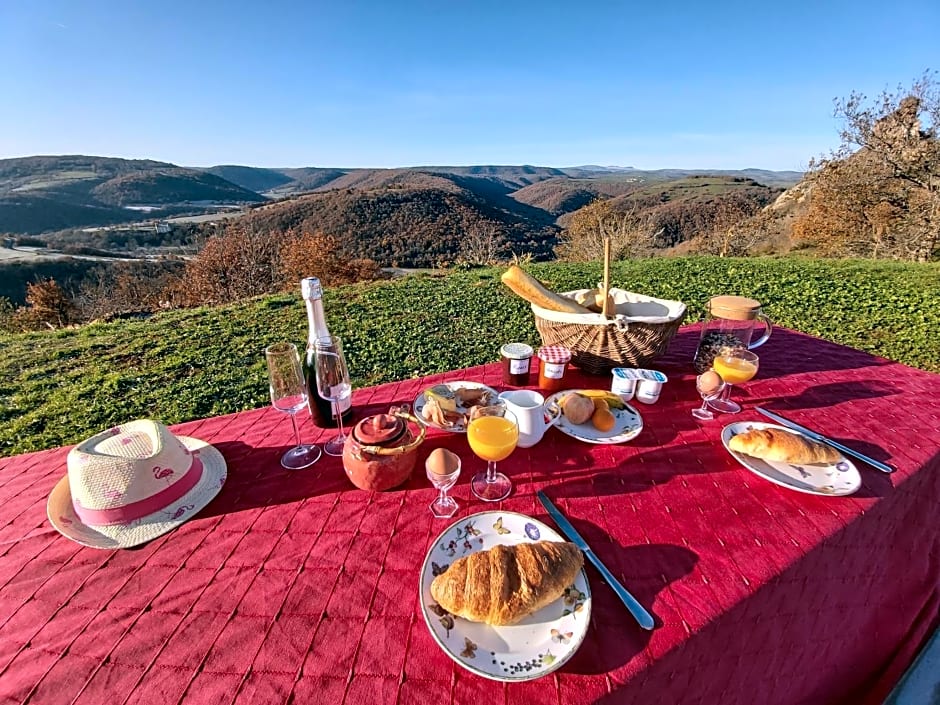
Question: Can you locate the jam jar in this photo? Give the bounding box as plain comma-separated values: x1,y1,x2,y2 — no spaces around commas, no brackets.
500,343,533,386
536,345,571,392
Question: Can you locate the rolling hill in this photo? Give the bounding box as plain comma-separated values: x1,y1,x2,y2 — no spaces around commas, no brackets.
0,155,266,235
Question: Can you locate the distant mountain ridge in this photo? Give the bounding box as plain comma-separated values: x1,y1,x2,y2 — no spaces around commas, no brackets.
0,154,803,238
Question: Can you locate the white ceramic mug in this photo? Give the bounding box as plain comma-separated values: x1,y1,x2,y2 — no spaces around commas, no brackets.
497,389,561,448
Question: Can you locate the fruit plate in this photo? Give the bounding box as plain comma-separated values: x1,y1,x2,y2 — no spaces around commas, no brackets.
413,381,499,433
419,511,592,682
721,421,861,496
544,390,644,444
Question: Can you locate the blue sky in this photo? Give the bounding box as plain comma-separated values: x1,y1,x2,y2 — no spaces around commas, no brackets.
2,0,938,171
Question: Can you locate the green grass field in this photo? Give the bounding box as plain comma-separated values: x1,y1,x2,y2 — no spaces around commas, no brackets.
1,256,937,457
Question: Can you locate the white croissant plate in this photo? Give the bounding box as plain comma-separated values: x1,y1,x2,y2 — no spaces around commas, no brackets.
721,421,861,496
419,511,592,681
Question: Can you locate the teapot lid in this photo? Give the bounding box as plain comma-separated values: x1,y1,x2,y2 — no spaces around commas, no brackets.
353,413,406,446
707,295,762,321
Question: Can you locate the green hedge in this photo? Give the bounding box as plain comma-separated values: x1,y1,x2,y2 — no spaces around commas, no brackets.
1,256,937,456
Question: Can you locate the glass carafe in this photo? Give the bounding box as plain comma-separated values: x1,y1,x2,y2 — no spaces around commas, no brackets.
693,296,772,373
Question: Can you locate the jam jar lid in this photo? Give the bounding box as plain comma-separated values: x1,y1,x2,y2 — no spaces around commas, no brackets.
353,414,406,446
500,343,534,360
537,345,571,363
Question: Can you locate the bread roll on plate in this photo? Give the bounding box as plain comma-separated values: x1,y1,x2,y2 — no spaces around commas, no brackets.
728,427,841,465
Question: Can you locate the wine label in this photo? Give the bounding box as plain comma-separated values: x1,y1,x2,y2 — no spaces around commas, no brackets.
543,362,565,379
510,358,530,374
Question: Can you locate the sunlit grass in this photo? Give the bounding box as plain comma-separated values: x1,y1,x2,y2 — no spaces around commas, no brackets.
1,257,937,456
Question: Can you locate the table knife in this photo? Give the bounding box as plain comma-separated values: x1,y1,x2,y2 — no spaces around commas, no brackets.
755,407,895,474
536,491,655,630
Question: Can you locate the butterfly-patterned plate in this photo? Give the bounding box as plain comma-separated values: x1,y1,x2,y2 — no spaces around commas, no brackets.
721,421,861,496
419,510,592,681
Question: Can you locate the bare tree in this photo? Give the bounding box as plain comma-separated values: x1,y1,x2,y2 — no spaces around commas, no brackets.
458,221,502,266
692,200,768,257
556,198,659,261
828,71,940,261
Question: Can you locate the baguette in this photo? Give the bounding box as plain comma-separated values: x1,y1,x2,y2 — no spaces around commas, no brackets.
501,265,593,314
729,427,841,465
430,541,583,625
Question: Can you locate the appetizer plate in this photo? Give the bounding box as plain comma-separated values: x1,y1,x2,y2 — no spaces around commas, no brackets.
544,390,643,444
413,381,498,433
721,421,861,496
419,511,592,682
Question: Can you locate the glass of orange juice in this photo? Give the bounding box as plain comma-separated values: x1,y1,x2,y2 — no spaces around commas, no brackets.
709,349,759,414
468,401,519,502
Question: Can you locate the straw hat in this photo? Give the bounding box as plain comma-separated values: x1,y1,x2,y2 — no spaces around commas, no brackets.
47,420,227,549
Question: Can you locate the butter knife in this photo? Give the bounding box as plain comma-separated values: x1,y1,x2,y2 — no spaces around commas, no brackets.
755,407,895,474
536,491,655,630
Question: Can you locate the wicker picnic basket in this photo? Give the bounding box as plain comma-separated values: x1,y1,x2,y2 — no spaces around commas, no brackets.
531,288,687,375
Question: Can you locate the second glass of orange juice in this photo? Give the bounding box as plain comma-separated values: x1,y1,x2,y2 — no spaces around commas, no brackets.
710,349,759,414
468,402,519,502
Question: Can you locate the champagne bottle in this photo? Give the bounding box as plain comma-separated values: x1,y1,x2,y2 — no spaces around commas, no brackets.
301,277,353,428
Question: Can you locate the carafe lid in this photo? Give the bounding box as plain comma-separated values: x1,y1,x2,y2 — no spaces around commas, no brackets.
353,413,406,446
707,295,762,321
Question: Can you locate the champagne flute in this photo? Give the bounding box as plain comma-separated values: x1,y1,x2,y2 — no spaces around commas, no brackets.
314,335,352,456
468,401,519,502
265,342,322,469
709,349,759,414
691,370,726,420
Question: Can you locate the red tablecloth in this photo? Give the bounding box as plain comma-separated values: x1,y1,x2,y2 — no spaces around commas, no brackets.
1,326,938,705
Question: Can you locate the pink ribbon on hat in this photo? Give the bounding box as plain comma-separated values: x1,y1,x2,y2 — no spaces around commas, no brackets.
71,457,204,526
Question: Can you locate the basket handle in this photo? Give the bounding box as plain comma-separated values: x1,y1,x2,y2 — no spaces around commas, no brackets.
601,238,611,318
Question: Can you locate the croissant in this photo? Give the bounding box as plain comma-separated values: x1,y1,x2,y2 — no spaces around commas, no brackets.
430,541,583,626
729,428,841,464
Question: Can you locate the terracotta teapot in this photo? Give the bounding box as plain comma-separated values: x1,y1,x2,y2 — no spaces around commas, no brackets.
343,405,426,491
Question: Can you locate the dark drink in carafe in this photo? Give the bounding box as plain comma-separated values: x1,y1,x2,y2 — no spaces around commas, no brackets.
301,277,353,427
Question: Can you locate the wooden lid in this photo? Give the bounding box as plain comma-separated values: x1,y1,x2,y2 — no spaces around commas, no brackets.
707,295,762,321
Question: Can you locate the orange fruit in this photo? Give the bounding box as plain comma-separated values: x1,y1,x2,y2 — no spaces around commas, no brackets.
591,398,609,412
592,407,616,432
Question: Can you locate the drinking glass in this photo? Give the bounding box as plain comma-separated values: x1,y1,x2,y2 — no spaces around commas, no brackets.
709,349,759,414
467,401,519,502
691,371,727,421
426,454,461,518
265,342,322,469
314,335,352,456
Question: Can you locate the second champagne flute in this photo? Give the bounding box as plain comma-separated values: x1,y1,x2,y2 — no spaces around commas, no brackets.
314,335,352,456
467,401,519,502
265,342,322,470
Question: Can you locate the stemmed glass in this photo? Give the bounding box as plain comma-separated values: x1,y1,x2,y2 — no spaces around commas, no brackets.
265,342,322,469
692,371,727,421
426,453,461,518
467,401,519,502
709,349,759,414
314,335,352,456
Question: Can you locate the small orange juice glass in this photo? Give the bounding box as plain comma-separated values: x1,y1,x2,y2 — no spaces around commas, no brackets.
710,349,759,414
468,402,519,502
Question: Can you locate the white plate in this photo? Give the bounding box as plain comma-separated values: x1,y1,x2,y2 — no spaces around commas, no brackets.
419,511,592,681
721,421,861,496
413,381,499,433
544,390,643,444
